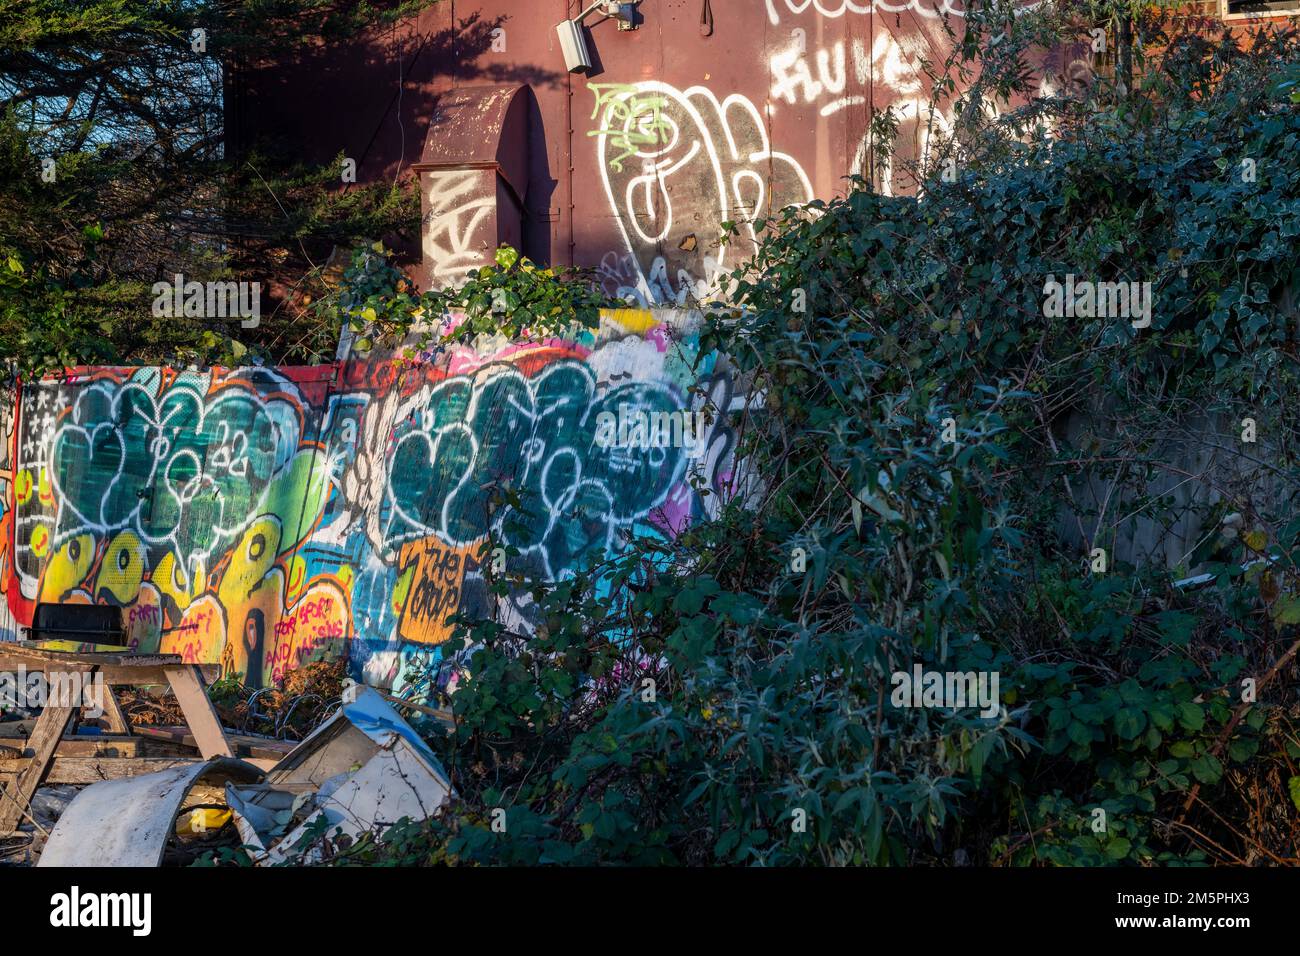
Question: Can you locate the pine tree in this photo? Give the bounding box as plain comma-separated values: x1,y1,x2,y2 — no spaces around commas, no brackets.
0,0,437,371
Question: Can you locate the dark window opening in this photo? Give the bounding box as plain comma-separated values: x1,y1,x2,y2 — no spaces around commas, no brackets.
1226,0,1300,15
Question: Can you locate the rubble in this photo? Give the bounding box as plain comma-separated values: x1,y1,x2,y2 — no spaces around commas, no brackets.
34,685,452,866
226,685,453,864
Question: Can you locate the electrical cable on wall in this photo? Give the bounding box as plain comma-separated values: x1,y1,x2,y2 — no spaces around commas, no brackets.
394,20,405,187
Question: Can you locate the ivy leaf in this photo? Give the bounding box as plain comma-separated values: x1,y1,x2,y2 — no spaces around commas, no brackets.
1273,595,1300,625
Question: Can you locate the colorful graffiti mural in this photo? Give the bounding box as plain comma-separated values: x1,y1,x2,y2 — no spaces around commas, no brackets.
9,365,345,684
0,389,17,642
0,310,739,696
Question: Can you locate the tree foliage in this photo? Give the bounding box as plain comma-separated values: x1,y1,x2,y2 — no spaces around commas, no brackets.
0,0,436,373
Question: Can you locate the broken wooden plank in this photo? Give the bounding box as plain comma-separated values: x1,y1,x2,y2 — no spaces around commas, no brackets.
0,736,194,758
94,685,131,735
0,654,216,687
0,756,199,784
7,645,181,667
163,666,233,759
132,726,295,761
0,700,76,832
21,639,134,654
381,692,455,729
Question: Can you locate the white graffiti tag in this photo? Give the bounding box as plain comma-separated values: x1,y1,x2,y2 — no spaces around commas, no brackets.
765,0,966,24
422,170,498,290
592,83,814,306
771,33,953,195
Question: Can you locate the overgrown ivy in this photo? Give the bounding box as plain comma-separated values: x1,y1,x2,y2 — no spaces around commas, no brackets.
330,244,610,359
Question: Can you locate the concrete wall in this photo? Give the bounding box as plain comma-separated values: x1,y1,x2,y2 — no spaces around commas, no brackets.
1055,406,1293,572
0,308,740,694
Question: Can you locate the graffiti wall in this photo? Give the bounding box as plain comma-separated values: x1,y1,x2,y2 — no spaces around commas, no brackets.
0,390,17,642
1,309,739,694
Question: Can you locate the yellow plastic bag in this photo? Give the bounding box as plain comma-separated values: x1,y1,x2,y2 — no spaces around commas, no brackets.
176,807,232,838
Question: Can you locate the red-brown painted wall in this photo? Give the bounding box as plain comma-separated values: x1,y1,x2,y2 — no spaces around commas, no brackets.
232,2,1225,303
229,1,1012,300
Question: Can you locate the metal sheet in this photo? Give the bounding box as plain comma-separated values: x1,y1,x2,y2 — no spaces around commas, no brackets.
416,84,530,200
36,757,264,867
270,685,449,784
262,738,452,865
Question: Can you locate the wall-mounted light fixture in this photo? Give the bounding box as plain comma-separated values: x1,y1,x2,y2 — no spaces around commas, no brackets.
556,1,640,74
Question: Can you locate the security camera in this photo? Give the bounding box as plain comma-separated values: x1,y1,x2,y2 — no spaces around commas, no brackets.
556,18,593,74
556,1,639,74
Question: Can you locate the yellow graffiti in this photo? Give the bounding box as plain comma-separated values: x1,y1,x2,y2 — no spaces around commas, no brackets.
217,515,284,680
602,307,660,334
30,524,50,559
36,468,54,507
94,530,146,605
285,553,308,604
219,516,283,604
155,548,206,618
125,582,163,652
39,532,95,602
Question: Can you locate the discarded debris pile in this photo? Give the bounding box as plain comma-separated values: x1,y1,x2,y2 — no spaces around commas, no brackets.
37,687,453,866
120,660,346,741
0,642,240,864
117,685,189,727
209,660,347,740
0,637,449,866
38,758,266,866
